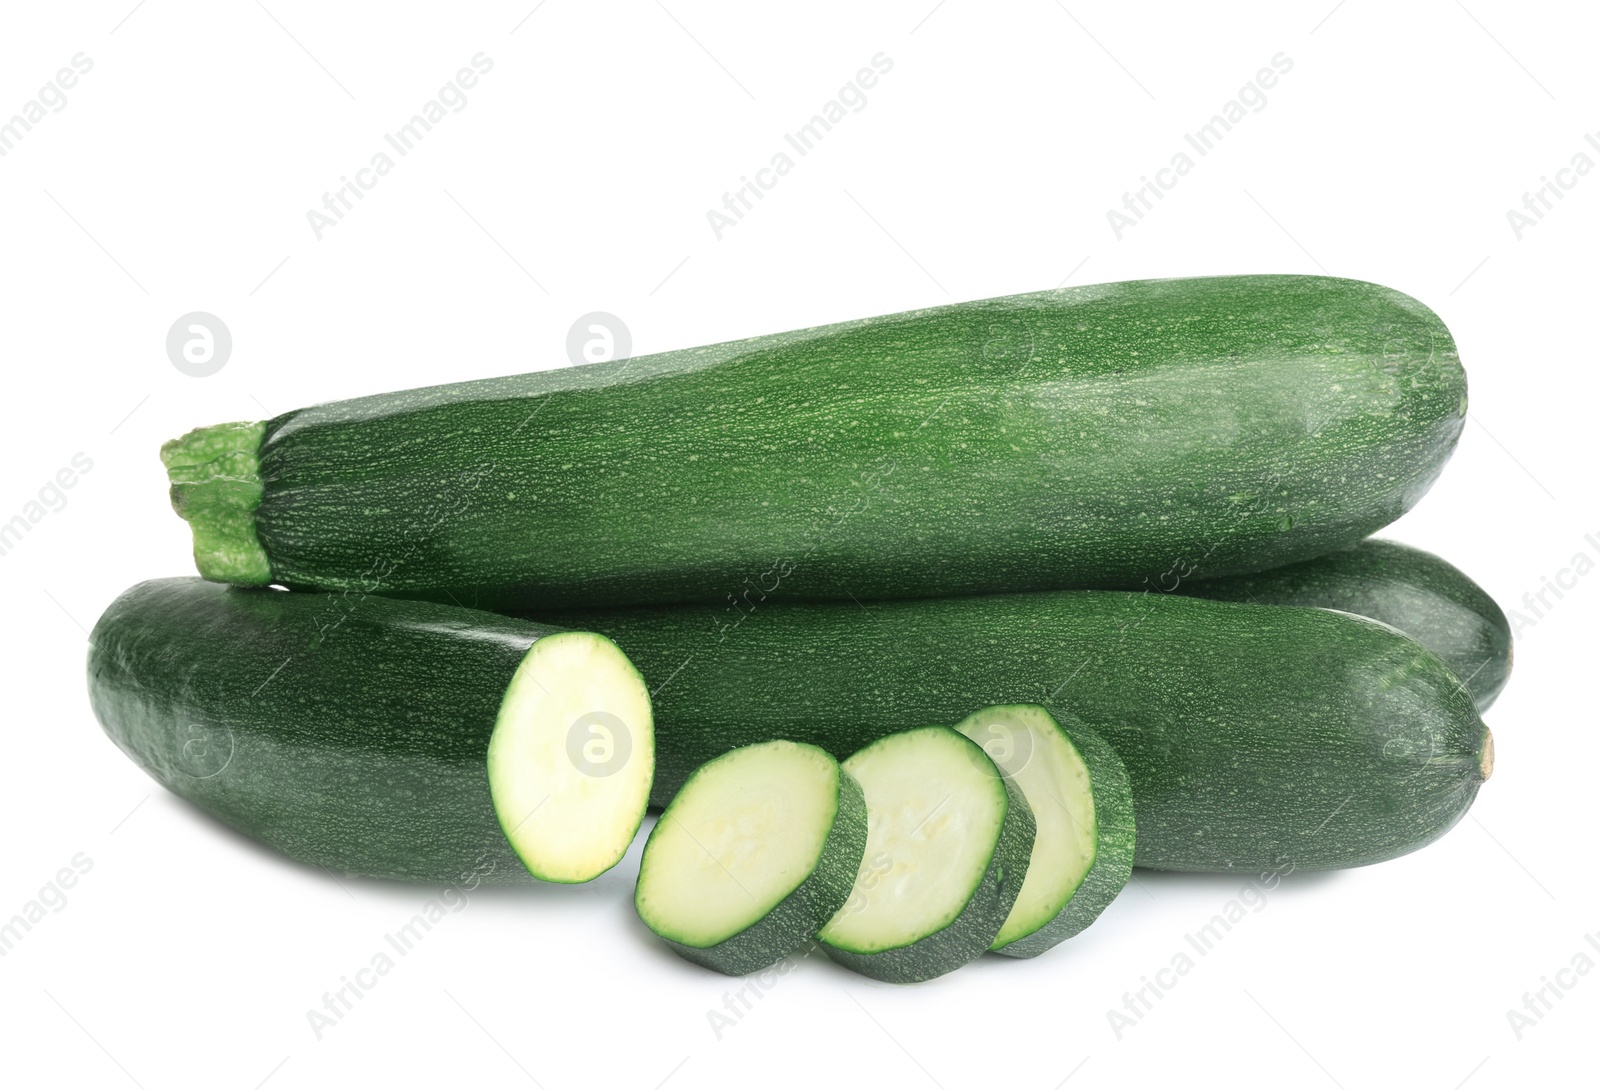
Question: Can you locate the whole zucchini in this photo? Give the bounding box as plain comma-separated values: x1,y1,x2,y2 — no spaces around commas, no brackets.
164,275,1464,608
1179,538,1511,711
536,592,1491,872
87,578,655,884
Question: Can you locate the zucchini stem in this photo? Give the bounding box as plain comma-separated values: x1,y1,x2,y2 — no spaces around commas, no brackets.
160,420,271,585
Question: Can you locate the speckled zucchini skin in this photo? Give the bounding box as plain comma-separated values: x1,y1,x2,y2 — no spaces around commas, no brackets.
1180,538,1511,711
539,592,1489,872
168,275,1465,608
87,578,555,883
646,759,867,976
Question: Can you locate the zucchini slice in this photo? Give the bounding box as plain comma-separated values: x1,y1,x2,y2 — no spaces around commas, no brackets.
635,741,866,976
87,578,653,884
818,727,1035,983
956,705,1134,957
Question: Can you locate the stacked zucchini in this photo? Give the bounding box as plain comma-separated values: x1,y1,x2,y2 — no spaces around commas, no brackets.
90,274,1506,984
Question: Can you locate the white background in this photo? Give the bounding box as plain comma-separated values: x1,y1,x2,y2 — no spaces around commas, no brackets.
1,1,1594,1087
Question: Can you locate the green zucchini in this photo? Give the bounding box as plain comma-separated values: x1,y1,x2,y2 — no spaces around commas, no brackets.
1178,538,1511,711
956,706,1134,957
537,592,1491,872
818,727,1035,983
635,740,866,976
163,275,1464,608
87,578,654,884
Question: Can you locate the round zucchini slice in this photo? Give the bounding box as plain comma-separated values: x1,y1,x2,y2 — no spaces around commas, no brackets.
818,726,1035,983
957,704,1134,957
635,740,867,975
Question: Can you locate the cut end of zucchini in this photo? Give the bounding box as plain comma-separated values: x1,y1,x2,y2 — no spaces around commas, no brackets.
487,631,655,883
1479,728,1494,783
160,421,272,585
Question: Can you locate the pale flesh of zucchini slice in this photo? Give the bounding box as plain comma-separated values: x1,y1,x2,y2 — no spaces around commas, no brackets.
635,740,866,975
959,704,1134,957
819,726,1035,983
486,631,655,883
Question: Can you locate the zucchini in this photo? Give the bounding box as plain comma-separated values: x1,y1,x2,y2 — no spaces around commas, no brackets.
1178,538,1511,711
635,740,866,976
163,275,1464,608
956,706,1134,957
87,578,654,884
538,592,1491,872
818,727,1035,983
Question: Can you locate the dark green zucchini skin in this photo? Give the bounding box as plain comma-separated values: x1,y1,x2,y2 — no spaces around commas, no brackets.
87,578,551,883
170,275,1464,608
536,592,1489,872
1178,538,1511,711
